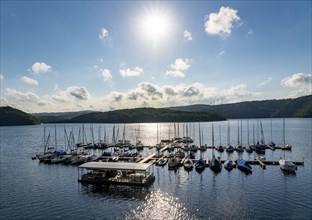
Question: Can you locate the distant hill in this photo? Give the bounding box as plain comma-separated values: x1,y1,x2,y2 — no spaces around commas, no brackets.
271,95,312,117
65,107,226,123
0,106,40,126
169,95,312,118
32,110,96,123
3,95,309,126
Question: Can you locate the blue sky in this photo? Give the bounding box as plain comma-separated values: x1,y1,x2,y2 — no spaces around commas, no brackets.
1,1,311,113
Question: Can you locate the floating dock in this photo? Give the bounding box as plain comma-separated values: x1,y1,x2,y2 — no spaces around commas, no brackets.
78,162,155,187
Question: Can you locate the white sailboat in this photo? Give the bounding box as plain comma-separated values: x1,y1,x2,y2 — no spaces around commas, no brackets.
279,119,297,172
226,121,234,152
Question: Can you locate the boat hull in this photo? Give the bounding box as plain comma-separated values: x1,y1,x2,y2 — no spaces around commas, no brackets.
279,159,297,172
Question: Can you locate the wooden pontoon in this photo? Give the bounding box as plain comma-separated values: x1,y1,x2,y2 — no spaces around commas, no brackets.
78,162,155,187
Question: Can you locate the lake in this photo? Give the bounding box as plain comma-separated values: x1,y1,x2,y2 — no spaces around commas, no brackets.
0,118,311,219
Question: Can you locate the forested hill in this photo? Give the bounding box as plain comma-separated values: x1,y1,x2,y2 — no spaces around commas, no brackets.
169,95,312,119
0,106,40,126
2,95,310,125
65,107,226,123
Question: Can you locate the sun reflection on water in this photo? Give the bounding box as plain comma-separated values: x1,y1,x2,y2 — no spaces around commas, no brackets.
125,189,197,220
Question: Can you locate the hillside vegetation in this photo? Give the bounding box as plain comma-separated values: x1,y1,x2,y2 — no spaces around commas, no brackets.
33,110,95,123
0,106,40,126
2,95,310,126
169,95,312,118
65,107,226,123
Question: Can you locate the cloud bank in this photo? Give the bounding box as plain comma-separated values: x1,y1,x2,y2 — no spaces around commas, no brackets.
281,73,312,97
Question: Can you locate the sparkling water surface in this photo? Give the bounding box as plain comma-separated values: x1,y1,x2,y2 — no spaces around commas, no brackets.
0,118,311,219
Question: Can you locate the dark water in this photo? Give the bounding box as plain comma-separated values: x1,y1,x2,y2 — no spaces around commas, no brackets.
0,118,311,219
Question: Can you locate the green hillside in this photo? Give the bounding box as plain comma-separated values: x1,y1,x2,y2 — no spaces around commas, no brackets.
33,110,96,123
169,95,312,118
272,95,312,117
0,106,40,126
66,107,226,123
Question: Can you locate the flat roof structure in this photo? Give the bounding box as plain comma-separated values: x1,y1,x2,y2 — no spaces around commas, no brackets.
79,162,152,171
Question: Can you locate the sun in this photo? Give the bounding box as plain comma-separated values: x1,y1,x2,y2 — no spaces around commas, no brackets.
138,8,172,48
142,12,168,40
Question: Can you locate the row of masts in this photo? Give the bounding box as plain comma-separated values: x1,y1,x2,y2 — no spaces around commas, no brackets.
41,119,290,155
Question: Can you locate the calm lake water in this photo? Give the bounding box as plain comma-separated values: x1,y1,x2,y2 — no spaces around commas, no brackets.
0,118,311,219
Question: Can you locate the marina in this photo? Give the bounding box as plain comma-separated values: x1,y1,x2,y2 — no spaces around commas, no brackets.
29,119,306,186
1,118,311,219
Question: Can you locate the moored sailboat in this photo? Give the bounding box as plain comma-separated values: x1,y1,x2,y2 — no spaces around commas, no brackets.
279,119,296,172
210,123,222,174
224,159,234,171
237,159,252,173
183,158,194,170
194,157,205,172
168,157,181,169
226,121,234,153
157,157,168,166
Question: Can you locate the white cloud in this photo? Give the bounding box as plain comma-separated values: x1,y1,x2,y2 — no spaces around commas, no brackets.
99,28,109,39
20,76,39,86
0,96,9,106
5,88,47,106
204,6,240,37
183,30,192,41
2,81,263,113
100,69,112,81
165,70,185,78
247,28,253,35
281,73,312,97
52,86,92,104
0,74,3,80
66,86,91,100
0,96,30,111
281,73,311,88
165,58,190,78
103,82,260,110
120,66,143,77
257,77,272,87
30,62,51,74
52,95,68,103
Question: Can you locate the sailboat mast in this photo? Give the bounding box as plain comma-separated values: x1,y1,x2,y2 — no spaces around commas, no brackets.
270,118,273,142
253,124,255,145
122,124,126,145
247,120,250,145
237,120,240,146
240,120,243,146
157,124,159,144
212,123,214,147
283,118,286,146
54,124,57,151
227,121,230,146
219,124,221,146
82,124,85,144
283,118,286,159
43,127,46,153
202,130,204,146
199,123,201,147
212,123,215,158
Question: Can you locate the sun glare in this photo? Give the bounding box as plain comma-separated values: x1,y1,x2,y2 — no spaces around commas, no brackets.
139,8,172,48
